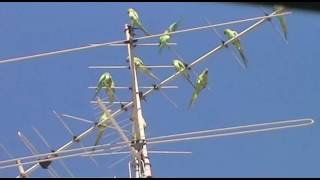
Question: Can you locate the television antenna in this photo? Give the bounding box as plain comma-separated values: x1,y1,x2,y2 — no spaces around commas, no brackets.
0,5,312,178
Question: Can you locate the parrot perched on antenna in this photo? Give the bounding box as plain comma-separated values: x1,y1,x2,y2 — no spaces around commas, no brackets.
128,8,150,36
159,22,179,51
172,59,195,89
189,68,209,108
274,5,288,42
94,72,115,103
92,112,111,151
224,28,248,69
134,56,159,81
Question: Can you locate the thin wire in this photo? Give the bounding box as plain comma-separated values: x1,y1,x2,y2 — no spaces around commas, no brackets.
102,122,131,140
47,168,57,178
32,127,52,149
0,144,14,159
108,154,131,169
158,89,179,109
53,110,99,167
61,114,94,124
48,167,60,178
0,12,291,65
53,111,74,136
32,127,75,178
17,132,39,155
17,131,61,178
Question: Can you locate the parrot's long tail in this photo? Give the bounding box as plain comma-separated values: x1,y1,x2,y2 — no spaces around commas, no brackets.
139,24,151,36
188,92,198,109
279,17,288,42
92,129,105,151
107,89,114,104
238,49,248,69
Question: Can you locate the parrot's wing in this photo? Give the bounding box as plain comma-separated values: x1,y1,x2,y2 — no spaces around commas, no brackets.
131,10,139,20
188,90,198,109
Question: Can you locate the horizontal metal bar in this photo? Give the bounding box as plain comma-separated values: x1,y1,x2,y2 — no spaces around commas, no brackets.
90,101,129,104
81,150,192,157
90,43,177,47
88,86,178,89
88,65,175,69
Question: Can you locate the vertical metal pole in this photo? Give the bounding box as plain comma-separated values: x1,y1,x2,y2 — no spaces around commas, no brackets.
16,160,27,178
125,24,152,178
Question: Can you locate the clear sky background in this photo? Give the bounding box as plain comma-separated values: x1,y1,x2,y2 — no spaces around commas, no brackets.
0,2,319,178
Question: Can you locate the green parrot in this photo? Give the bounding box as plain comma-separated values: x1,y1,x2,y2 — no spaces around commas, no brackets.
134,56,159,81
92,112,110,151
93,72,115,103
172,59,195,89
274,5,288,42
224,28,248,69
159,22,179,51
189,68,209,108
159,31,171,50
128,8,150,36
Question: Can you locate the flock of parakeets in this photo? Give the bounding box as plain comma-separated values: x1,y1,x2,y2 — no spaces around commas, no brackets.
91,6,288,147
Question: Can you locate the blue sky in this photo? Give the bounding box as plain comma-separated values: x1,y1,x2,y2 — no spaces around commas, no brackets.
0,2,319,178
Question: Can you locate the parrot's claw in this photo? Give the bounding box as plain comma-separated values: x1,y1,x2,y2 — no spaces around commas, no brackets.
183,63,191,70
221,40,228,48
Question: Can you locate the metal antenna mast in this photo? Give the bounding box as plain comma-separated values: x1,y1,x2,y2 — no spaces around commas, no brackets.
125,24,152,178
